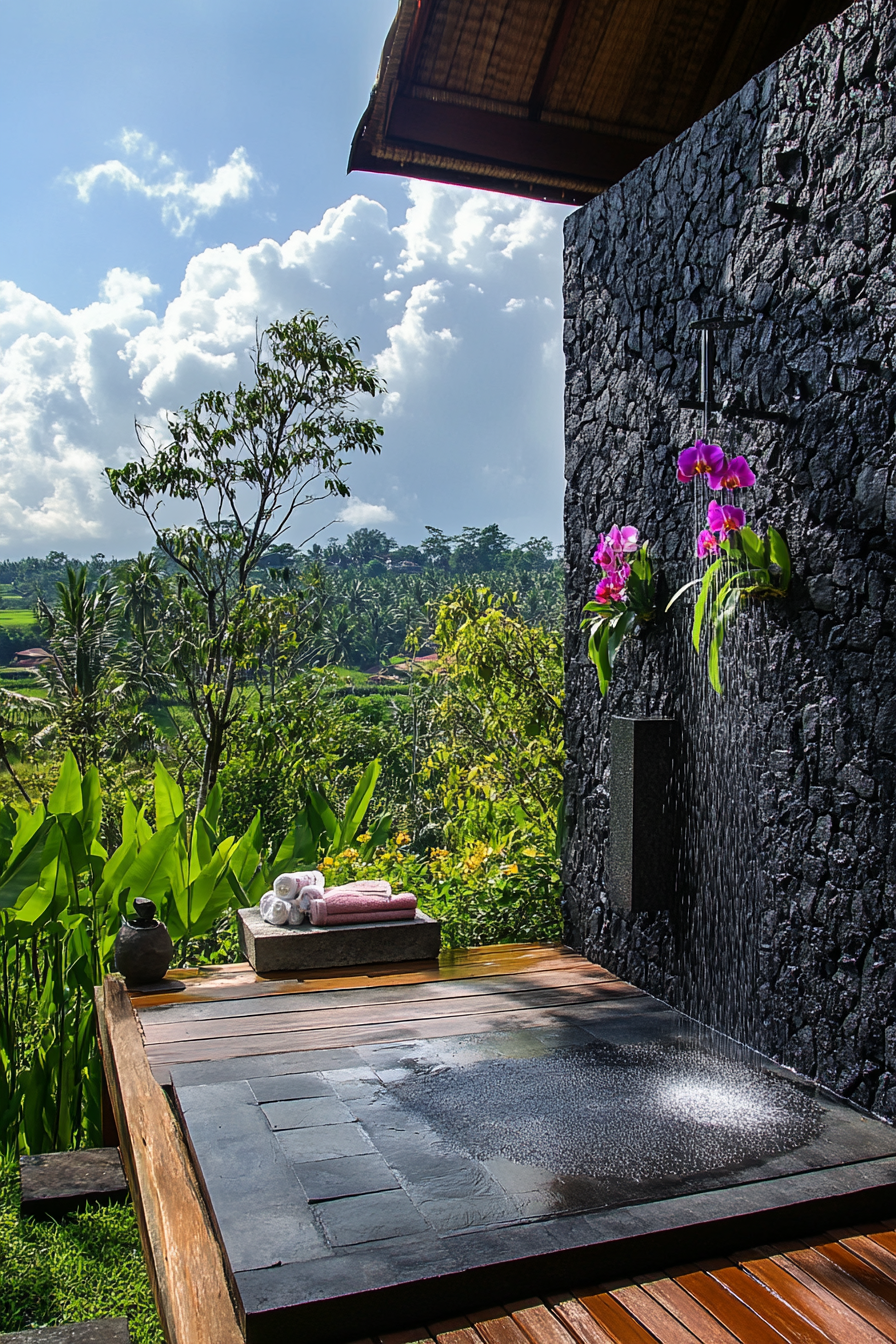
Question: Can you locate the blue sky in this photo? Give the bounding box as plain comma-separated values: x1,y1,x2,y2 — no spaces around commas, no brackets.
0,1,570,556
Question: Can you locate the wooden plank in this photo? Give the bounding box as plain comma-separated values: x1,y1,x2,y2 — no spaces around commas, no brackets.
133,946,592,1008
705,1259,838,1344
430,1318,483,1344
607,1285,701,1343
671,1266,793,1343
545,1295,620,1344
775,1244,896,1339
468,1306,531,1344
140,980,640,1046
741,1249,892,1343
634,1273,740,1343
507,1298,581,1344
814,1238,896,1304
576,1288,663,1344
834,1234,896,1285
138,964,620,1025
95,976,243,1344
144,997,647,1066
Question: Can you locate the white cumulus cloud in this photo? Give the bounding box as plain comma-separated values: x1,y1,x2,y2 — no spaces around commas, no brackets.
0,181,569,554
337,500,397,527
67,130,258,236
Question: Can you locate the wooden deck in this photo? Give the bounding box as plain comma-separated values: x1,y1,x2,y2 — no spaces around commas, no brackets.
97,943,896,1344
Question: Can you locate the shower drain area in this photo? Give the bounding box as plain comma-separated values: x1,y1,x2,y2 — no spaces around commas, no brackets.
389,1038,826,1204
172,1000,896,1341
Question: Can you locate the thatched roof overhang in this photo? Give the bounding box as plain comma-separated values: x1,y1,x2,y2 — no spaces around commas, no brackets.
349,0,849,204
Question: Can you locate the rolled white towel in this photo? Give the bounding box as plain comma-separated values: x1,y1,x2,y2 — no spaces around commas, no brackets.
260,891,292,926
286,901,306,926
273,870,325,900
296,883,323,914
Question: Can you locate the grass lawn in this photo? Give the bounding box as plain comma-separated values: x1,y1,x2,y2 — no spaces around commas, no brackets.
0,608,37,627
0,1164,163,1342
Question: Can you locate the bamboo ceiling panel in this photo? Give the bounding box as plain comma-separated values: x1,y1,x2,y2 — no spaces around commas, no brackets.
349,0,849,203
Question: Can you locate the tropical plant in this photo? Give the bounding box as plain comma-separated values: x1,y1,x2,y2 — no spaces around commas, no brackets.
580,525,656,694
668,441,791,693
106,314,385,810
34,566,152,769
424,586,564,848
0,752,296,1156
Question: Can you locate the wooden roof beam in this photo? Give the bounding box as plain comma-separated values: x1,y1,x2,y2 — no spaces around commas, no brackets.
528,0,586,121
384,96,669,188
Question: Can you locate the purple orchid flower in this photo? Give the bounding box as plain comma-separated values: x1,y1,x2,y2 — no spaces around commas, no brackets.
677,440,725,483
707,500,746,535
697,529,720,558
707,454,756,491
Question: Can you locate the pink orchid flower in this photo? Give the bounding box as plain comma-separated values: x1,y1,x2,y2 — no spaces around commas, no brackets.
707,455,756,491
707,500,746,535
677,440,725,483
697,529,720,558
607,524,640,554
593,536,616,568
595,570,628,603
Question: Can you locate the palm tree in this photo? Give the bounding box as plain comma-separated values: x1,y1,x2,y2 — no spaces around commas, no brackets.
36,567,147,769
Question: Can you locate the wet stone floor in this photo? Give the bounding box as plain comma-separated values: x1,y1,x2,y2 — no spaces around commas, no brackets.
171,1000,896,1321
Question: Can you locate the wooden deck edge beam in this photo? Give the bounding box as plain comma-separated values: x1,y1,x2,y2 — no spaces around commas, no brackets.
96,975,244,1344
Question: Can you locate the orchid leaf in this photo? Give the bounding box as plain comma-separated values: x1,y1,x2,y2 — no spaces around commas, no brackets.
691,557,723,650
769,527,791,590
706,574,747,694
595,621,612,695
665,576,703,612
738,527,765,569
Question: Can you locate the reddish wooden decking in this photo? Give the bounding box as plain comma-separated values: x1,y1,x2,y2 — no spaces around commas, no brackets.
97,943,896,1343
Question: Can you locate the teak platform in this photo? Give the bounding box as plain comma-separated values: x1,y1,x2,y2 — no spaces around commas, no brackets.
96,943,896,1344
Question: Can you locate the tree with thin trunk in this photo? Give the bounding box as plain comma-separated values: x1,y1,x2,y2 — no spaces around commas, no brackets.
106,314,384,812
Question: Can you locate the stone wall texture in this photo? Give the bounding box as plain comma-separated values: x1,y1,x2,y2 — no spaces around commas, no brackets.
563,0,896,1117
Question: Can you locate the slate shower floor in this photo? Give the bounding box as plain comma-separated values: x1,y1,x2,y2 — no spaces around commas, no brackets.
168,990,896,1340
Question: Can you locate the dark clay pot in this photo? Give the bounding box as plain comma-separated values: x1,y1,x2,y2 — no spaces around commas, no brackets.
114,898,174,985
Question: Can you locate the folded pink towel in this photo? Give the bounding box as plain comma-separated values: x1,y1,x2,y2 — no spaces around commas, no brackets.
311,907,418,927
324,880,392,899
310,891,417,926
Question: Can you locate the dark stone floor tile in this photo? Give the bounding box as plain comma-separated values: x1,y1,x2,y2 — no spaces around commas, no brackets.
293,1154,400,1202
414,1194,514,1232
324,1066,383,1100
261,1096,354,1131
374,1134,493,1193
176,1079,331,1273
276,1122,376,1163
203,1174,330,1272
314,1188,430,1246
168,1047,362,1088
234,1231,456,1312
445,1219,559,1270
249,1073,335,1104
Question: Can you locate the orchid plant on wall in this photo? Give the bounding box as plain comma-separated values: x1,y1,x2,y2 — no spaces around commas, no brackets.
668,440,791,693
581,525,656,694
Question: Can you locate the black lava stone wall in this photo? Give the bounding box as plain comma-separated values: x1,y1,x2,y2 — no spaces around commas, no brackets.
563,0,896,1116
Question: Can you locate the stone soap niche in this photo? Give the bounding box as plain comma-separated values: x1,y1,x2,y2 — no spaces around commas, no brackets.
607,717,677,914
